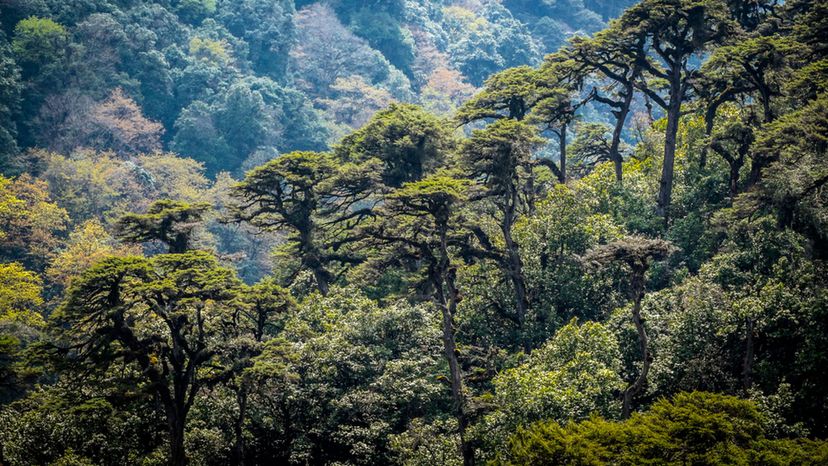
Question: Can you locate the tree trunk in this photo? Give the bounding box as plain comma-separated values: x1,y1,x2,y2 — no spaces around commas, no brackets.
742,317,754,390
656,72,683,225
168,410,188,466
756,79,774,123
746,151,772,188
729,161,742,199
622,270,650,419
701,102,718,170
504,227,530,354
436,228,474,466
440,301,474,466
510,97,526,121
711,142,745,201
300,227,330,295
524,170,536,215
502,187,531,353
167,330,191,466
701,90,736,170
558,123,567,184
231,386,248,466
169,233,189,254
609,84,635,183
279,396,295,462
311,265,329,296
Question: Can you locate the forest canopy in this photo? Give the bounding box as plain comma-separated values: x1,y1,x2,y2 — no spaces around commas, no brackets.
0,0,827,465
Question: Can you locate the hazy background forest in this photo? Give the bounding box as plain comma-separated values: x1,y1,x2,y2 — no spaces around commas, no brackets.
0,0,827,465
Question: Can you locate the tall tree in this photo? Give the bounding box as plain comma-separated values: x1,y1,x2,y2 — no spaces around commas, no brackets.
756,95,828,257
530,86,590,184
0,31,21,172
585,236,676,417
366,175,476,466
701,36,801,127
709,113,754,198
0,261,43,332
697,36,801,173
11,16,70,148
456,66,540,123
0,173,67,269
568,27,646,182
462,119,543,352
617,0,734,222
83,88,164,157
725,0,776,31
232,151,334,294
55,251,243,466
229,278,296,465
216,0,296,79
232,151,373,294
47,219,140,290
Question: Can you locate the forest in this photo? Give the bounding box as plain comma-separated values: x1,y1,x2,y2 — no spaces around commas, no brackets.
0,0,827,464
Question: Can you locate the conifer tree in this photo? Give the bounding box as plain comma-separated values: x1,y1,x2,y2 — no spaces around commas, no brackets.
367,175,476,466
585,236,676,417
115,199,210,254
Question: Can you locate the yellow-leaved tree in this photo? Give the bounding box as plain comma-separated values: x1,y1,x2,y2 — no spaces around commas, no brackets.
0,262,44,328
46,219,141,289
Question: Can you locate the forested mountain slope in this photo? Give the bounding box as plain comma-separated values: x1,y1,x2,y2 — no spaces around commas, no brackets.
1,0,828,465
0,0,633,177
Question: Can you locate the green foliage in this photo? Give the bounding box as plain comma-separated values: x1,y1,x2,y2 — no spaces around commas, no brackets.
480,319,623,457
758,95,828,254
241,287,445,464
381,175,471,231
171,101,233,174
0,0,636,175
216,0,295,79
232,150,373,295
510,184,622,337
11,17,68,77
11,16,69,146
644,276,741,395
188,37,229,64
0,261,45,404
172,77,326,175
457,66,540,123
501,392,828,465
115,199,210,253
53,250,242,465
0,32,21,170
240,277,296,341
0,385,166,465
443,3,542,86
335,103,451,189
0,173,68,268
389,417,462,466
569,122,616,177
177,0,217,25
462,119,544,191
349,7,415,76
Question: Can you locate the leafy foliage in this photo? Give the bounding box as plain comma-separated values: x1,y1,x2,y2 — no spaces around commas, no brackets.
501,392,828,465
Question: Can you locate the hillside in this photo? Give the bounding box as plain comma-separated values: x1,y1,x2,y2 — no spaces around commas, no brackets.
0,0,634,177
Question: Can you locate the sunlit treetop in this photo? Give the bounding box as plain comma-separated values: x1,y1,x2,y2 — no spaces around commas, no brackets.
115,199,210,254
335,103,452,189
